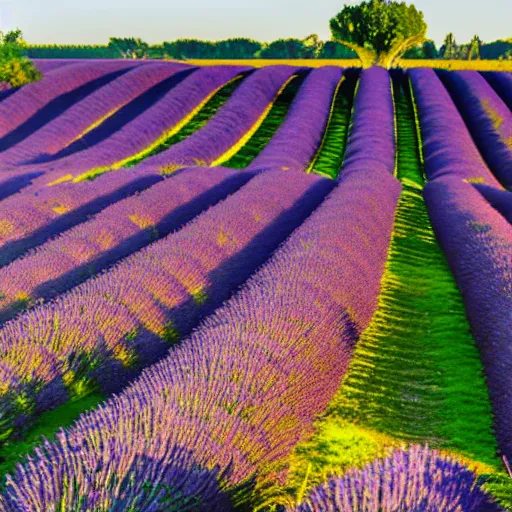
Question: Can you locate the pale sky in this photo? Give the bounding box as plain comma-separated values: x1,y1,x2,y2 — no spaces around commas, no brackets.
0,0,510,48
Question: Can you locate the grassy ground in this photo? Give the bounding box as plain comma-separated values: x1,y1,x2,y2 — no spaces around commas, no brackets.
307,71,357,179
187,59,512,71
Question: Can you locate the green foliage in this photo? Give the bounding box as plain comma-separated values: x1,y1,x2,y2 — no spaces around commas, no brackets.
210,38,262,59
0,29,42,87
403,39,438,59
480,38,512,60
329,0,427,67
439,32,456,58
259,38,317,59
317,40,357,58
108,37,149,58
163,39,217,59
468,35,482,60
26,44,121,59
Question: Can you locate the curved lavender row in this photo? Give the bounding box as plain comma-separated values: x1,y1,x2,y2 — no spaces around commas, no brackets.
438,70,512,189
32,59,83,73
409,68,502,187
0,63,188,166
423,177,512,459
0,166,254,320
244,66,341,173
31,59,158,74
292,446,499,512
474,183,512,223
17,65,249,182
341,67,395,174
131,65,301,172
0,167,333,442
0,60,142,139
0,168,164,266
482,71,512,110
0,167,400,510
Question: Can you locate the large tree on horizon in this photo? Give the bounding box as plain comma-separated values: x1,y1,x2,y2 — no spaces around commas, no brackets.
329,0,427,67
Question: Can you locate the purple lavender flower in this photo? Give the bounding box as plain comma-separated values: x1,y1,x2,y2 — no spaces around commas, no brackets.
0,166,400,510
438,70,512,189
409,68,502,187
482,71,512,110
245,66,342,173
0,63,193,167
0,60,144,139
342,67,395,174
424,176,512,459
292,445,500,512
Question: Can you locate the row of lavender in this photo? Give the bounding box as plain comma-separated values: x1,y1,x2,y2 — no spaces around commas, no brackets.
290,68,512,512
0,66,341,442
0,67,401,509
293,446,499,512
410,68,512,464
0,166,401,511
0,62,200,166
0,63,508,508
0,65,301,265
438,70,512,190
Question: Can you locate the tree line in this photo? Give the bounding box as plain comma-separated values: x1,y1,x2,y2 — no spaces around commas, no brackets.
24,35,512,62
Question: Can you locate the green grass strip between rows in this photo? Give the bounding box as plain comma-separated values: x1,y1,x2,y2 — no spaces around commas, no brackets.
123,75,245,168
222,74,306,169
307,73,357,179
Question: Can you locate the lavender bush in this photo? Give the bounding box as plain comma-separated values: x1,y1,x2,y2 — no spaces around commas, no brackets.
292,445,500,512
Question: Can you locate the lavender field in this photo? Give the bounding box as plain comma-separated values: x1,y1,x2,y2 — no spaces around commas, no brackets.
0,59,510,511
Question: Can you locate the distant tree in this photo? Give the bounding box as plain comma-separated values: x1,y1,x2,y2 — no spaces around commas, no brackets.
108,37,149,58
403,39,438,59
301,34,323,58
439,32,458,59
317,40,357,58
259,38,312,59
468,34,482,60
163,39,217,59
422,39,438,58
0,29,42,87
480,38,512,59
329,0,427,68
214,38,262,59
